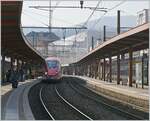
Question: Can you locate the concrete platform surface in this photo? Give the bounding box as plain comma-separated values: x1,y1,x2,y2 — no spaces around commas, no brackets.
1,79,40,120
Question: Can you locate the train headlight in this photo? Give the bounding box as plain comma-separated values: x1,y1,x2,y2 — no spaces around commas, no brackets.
45,72,47,75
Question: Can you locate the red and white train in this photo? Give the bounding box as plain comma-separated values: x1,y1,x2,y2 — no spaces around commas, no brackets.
44,57,62,81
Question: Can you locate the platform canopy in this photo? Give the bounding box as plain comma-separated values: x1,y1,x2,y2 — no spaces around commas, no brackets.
77,23,149,63
1,1,44,64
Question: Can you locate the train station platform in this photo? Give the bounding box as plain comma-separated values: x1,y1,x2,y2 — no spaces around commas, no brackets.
1,79,40,120
67,75,149,113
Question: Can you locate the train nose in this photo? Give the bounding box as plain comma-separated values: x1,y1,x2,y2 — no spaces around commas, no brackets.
48,69,59,76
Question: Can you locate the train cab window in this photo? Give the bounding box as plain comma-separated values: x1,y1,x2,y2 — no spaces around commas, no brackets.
47,60,59,69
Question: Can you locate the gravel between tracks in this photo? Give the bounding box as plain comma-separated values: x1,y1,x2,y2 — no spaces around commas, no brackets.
57,77,149,120
28,77,149,120
28,81,91,120
69,77,149,120
57,78,126,120
28,82,51,120
43,82,91,120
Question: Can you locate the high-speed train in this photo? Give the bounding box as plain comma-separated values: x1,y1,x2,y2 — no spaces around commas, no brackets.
44,57,62,81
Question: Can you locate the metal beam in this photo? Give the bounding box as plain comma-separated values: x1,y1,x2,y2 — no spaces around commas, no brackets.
29,5,107,12
22,26,87,29
23,0,149,2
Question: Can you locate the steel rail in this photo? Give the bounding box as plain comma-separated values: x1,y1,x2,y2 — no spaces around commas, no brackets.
39,87,55,120
55,85,93,120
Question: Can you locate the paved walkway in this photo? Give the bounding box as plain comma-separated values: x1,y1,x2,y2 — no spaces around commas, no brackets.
1,80,37,120
76,76,149,100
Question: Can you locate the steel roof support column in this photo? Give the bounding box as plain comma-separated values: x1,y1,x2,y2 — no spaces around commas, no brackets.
10,57,14,69
91,61,93,77
85,62,88,76
129,48,133,87
87,62,90,77
89,61,92,77
100,61,103,80
77,65,79,75
20,60,24,81
91,61,93,78
91,60,94,78
28,63,32,79
84,64,86,76
101,60,103,80
117,54,120,84
75,66,77,75
89,61,91,77
94,59,97,79
103,58,106,81
74,66,77,75
1,54,5,83
106,59,108,81
81,64,83,76
16,59,19,71
79,65,81,76
98,59,101,80
142,55,144,89
96,61,98,79
82,64,84,76
109,56,112,82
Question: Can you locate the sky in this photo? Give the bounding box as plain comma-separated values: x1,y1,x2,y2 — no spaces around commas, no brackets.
21,0,149,27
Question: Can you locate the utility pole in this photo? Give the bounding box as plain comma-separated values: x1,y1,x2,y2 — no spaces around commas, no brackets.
92,36,94,50
117,10,120,34
49,0,52,33
75,29,78,62
32,32,35,48
103,25,106,42
116,11,121,85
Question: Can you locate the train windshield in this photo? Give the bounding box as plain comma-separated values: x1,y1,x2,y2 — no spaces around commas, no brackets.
47,60,59,69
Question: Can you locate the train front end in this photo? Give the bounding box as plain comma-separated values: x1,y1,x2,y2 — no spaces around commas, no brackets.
44,57,61,82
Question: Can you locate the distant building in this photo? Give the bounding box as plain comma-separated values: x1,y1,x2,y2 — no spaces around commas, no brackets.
137,9,149,25
36,40,49,57
25,31,60,57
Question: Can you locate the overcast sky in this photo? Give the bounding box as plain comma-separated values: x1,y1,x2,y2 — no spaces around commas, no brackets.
21,0,149,27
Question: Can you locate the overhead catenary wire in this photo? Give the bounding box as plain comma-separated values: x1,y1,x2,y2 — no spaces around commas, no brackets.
53,1,61,11
24,9,79,26
82,0,103,27
91,0,126,29
22,11,49,27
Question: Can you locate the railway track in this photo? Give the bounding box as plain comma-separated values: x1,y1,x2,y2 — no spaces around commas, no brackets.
39,87,55,120
68,79,148,120
29,78,149,120
31,82,93,120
